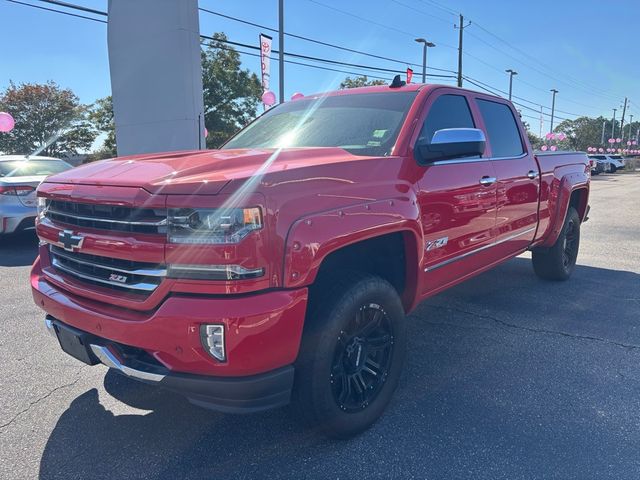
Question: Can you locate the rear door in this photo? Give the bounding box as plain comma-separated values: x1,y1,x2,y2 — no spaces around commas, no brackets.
474,96,539,255
414,91,498,294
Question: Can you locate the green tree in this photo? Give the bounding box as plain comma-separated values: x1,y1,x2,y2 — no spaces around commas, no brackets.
88,96,116,158
0,81,96,157
554,116,609,150
340,75,387,89
201,32,262,148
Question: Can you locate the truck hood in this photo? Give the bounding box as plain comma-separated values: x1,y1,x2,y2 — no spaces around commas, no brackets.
44,148,367,195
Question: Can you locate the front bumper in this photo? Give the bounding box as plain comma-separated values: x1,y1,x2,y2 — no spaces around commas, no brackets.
32,257,308,378
44,317,294,412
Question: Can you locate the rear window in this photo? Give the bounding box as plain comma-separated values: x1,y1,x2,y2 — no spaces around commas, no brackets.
0,159,71,177
477,99,524,158
610,155,623,159
589,155,606,160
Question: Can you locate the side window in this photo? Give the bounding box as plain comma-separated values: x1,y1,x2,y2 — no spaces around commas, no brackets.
476,99,524,158
420,94,475,143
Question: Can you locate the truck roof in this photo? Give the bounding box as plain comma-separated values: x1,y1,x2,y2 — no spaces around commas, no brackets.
303,83,503,101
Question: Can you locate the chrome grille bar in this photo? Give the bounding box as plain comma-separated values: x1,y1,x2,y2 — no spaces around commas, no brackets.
50,246,166,277
46,208,167,226
51,258,160,292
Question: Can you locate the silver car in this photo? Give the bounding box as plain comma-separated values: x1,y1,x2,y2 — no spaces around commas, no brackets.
0,155,72,235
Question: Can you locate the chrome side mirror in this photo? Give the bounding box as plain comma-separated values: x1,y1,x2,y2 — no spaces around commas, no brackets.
416,128,486,164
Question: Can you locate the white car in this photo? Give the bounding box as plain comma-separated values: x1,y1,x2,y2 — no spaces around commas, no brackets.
0,155,72,235
587,154,625,174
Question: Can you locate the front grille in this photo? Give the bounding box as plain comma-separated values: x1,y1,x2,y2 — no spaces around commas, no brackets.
45,200,167,234
48,245,166,295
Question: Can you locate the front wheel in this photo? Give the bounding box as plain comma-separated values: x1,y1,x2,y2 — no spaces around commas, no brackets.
532,207,580,281
292,272,406,439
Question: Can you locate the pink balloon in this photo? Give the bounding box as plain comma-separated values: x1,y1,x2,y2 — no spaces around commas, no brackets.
541,145,548,151
557,133,566,141
290,92,304,101
608,138,614,144
616,138,621,143
627,141,632,145
545,133,553,140
262,91,276,106
550,145,558,151
0,112,15,133
598,148,604,152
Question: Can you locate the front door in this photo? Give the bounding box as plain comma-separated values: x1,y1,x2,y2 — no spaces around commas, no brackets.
415,92,498,295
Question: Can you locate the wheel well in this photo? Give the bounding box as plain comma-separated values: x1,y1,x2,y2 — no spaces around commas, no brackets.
569,188,588,221
312,232,414,311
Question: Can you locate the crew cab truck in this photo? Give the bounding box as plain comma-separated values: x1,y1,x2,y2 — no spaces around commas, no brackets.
32,82,590,438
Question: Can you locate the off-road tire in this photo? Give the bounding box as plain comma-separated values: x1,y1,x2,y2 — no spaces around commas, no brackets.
532,207,580,281
292,272,406,439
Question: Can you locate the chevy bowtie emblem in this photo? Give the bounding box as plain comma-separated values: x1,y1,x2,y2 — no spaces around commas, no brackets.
58,229,84,252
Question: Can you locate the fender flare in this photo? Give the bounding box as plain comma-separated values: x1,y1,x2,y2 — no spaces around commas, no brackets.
540,172,589,247
282,197,423,296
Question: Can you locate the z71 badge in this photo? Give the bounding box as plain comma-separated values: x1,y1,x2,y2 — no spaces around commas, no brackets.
108,273,128,284
425,236,448,252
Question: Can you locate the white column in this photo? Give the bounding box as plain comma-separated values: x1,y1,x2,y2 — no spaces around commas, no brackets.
107,0,205,156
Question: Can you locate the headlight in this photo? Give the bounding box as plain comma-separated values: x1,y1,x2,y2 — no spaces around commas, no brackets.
37,197,48,221
168,207,262,244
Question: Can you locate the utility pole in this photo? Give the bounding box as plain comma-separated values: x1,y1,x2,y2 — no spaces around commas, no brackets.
539,106,543,138
505,69,517,101
601,120,606,145
549,89,558,133
612,108,617,139
629,114,634,142
619,97,628,141
415,38,435,83
455,15,471,87
278,0,284,104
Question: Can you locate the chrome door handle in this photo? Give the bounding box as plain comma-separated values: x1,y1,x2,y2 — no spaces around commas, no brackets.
479,176,497,186
527,170,539,179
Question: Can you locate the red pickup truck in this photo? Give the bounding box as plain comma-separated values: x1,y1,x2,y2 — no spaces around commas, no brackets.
32,82,590,438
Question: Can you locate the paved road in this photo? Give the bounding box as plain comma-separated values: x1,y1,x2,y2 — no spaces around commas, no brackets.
1,173,639,480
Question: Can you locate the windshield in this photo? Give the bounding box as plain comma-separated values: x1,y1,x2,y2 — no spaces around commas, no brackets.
223,92,417,156
0,159,71,177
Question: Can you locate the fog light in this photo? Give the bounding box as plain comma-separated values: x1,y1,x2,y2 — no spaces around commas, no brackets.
201,324,226,362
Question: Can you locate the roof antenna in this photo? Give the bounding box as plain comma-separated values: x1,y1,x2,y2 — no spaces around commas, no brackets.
389,75,406,88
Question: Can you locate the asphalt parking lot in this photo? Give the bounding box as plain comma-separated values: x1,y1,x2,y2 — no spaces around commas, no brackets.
0,173,639,480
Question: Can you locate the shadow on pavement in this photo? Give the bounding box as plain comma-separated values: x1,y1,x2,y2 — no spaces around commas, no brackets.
39,258,640,479
0,231,39,267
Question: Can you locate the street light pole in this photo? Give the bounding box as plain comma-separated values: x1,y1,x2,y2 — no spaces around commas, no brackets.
612,108,617,139
549,89,558,133
415,38,435,83
505,69,517,101
278,0,284,104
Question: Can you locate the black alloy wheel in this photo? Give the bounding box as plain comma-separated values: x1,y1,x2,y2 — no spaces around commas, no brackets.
330,303,394,412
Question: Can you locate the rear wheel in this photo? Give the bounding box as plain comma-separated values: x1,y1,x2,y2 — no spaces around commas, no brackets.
293,272,406,439
532,207,580,281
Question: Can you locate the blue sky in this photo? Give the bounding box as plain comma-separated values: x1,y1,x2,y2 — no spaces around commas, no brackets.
1,0,639,137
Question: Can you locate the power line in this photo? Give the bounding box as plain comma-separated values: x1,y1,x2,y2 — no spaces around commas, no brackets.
306,0,456,48
6,0,106,23
10,0,603,121
199,5,455,72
